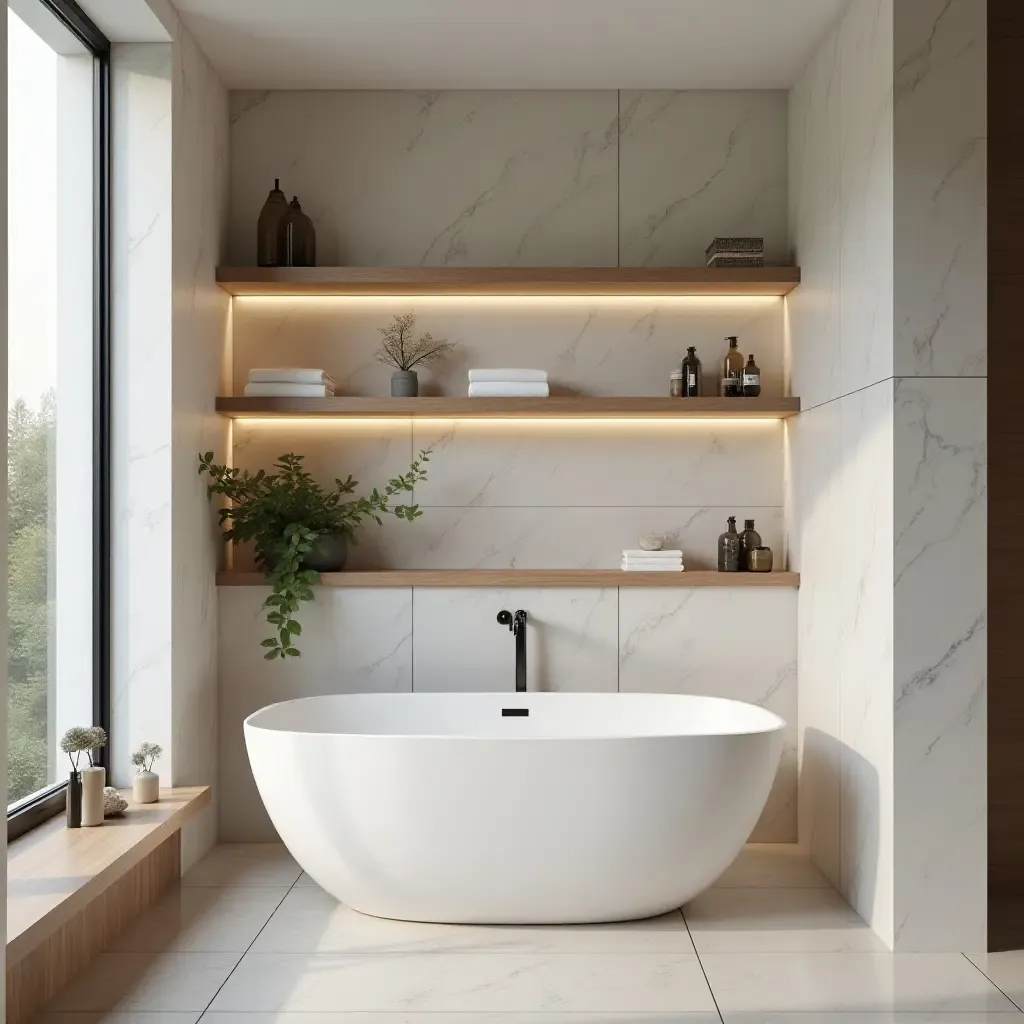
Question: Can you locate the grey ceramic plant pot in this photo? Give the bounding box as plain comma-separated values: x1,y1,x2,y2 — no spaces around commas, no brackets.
391,370,419,398
300,533,348,572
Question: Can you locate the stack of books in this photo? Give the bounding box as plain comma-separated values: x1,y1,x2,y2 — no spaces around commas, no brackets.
243,368,335,398
705,237,764,268
621,549,684,572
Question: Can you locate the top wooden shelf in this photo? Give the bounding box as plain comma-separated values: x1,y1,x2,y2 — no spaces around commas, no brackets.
215,266,802,296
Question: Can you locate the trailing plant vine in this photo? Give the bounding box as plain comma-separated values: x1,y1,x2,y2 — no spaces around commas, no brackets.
199,450,430,658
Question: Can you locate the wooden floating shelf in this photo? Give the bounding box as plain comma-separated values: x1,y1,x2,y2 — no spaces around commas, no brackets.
217,570,799,588
216,265,801,297
216,396,800,419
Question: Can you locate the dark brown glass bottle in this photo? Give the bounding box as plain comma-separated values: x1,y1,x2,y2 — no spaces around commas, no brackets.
718,516,740,572
256,178,288,267
681,346,702,397
742,353,761,397
739,518,762,570
278,196,317,267
722,335,743,397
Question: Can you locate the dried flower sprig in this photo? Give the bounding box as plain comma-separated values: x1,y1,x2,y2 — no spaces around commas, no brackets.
374,312,456,372
130,742,163,774
60,725,106,771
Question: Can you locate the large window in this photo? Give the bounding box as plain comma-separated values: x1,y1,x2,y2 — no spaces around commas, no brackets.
7,0,109,832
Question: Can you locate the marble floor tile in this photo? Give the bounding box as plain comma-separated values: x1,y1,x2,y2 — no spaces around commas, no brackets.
251,886,694,954
31,1014,203,1024
181,843,301,888
713,844,832,888
208,951,716,1013
106,884,289,953
46,952,241,1013
685,887,887,953
720,1013,1024,1023
967,952,1024,1010
700,953,1017,1015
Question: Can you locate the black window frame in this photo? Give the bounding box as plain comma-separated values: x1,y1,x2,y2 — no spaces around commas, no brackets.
7,0,111,842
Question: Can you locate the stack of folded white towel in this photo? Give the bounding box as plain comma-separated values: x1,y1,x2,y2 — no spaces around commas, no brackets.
244,368,335,398
467,369,549,398
621,549,685,572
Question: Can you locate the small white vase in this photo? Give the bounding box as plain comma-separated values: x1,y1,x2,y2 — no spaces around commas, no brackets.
132,771,159,804
81,766,106,826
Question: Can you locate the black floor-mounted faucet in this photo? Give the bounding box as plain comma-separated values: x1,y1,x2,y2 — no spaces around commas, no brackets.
496,609,528,692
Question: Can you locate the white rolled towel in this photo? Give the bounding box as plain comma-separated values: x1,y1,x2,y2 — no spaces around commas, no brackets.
468,382,549,398
248,368,335,385
468,369,548,383
244,383,335,398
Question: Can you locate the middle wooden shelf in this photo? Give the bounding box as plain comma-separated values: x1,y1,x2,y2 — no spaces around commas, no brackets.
215,396,800,419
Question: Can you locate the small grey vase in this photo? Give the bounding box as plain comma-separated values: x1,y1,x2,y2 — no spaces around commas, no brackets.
391,370,418,397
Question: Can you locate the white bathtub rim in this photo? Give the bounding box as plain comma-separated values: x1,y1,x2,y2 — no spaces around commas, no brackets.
243,691,786,741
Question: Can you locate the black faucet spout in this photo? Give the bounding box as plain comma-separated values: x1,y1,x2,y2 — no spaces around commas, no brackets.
496,609,529,692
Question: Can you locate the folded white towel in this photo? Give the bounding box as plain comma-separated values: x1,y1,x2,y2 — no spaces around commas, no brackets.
621,562,684,572
469,369,548,384
248,368,335,385
622,550,683,559
468,382,550,398
244,383,335,398
622,560,684,568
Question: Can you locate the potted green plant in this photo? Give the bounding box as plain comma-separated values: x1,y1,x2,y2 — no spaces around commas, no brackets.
375,312,456,397
199,449,430,658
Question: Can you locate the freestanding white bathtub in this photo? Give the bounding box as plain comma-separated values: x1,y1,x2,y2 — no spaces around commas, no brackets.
245,692,784,924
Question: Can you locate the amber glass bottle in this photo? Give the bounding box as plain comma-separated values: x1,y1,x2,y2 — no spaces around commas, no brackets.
739,518,762,570
278,197,317,267
681,347,702,397
742,354,761,397
256,178,288,266
722,336,744,397
718,516,741,572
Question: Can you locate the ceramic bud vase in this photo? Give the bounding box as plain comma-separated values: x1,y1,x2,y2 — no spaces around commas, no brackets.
81,766,106,826
391,370,418,397
66,770,82,828
133,771,159,804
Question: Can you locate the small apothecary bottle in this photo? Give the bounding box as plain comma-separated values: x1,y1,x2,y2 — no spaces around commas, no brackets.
256,178,288,267
718,516,741,572
739,518,762,570
722,335,743,397
742,354,761,397
669,370,684,397
681,347,702,397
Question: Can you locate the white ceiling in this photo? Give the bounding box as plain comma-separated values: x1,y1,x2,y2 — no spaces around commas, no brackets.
169,0,847,90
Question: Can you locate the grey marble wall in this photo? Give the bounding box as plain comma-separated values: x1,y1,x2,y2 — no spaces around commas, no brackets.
227,89,787,267
788,0,986,952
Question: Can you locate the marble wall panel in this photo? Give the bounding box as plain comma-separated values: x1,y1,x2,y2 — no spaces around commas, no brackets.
412,588,618,694
228,91,619,267
218,587,413,840
618,91,788,267
893,0,986,377
618,588,798,842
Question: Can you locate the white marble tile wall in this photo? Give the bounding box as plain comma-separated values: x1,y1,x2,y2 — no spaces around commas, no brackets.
227,90,789,268
893,0,987,377
788,0,987,953
618,91,788,267
219,584,797,841
618,588,798,841
892,377,986,950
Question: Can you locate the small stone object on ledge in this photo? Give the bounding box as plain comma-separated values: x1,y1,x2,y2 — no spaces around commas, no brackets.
103,786,128,817
705,236,764,268
638,534,665,551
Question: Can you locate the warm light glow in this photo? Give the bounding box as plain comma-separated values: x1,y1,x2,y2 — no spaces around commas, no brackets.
231,416,783,428
231,294,783,309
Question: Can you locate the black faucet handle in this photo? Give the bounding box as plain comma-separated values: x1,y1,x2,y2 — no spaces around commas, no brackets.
496,609,513,630
513,609,528,631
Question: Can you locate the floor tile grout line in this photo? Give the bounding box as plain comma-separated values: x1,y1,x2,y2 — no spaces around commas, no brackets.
195,868,304,1021
681,903,724,1024
961,950,1024,1012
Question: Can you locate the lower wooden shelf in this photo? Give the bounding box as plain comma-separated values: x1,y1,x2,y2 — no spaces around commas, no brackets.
217,569,799,588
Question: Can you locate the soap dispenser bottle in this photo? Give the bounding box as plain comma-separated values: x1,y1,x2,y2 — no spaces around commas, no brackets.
739,518,762,570
742,353,761,397
718,516,741,572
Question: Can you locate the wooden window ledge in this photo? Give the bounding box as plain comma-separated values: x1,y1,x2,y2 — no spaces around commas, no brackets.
7,786,210,1023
